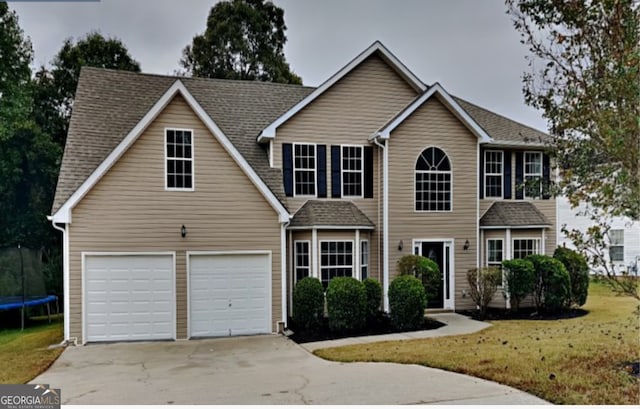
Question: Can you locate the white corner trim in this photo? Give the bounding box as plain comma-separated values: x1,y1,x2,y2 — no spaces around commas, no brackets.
51,79,291,224
258,41,426,141
374,83,493,144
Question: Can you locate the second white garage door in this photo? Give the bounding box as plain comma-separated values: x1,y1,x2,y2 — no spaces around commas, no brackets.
189,253,271,337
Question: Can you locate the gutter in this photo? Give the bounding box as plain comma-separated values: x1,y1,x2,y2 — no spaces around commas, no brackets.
372,137,390,312
279,220,290,332
49,217,71,343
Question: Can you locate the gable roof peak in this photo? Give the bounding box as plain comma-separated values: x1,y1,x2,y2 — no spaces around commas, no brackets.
257,41,426,142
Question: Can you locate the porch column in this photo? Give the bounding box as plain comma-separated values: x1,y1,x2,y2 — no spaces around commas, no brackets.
312,228,318,279
355,229,361,280
505,228,512,309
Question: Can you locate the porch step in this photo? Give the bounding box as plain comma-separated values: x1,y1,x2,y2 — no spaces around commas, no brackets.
425,309,454,314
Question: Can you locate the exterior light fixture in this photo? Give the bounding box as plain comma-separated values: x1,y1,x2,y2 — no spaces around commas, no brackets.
398,240,403,251
181,225,187,238
463,239,470,250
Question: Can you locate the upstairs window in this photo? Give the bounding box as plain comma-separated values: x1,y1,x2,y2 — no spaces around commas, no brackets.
294,144,316,196
166,129,193,190
609,229,624,262
342,145,363,197
524,152,542,198
485,150,503,198
415,147,451,211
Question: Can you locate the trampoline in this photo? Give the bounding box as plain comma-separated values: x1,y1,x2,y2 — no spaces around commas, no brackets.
0,295,59,329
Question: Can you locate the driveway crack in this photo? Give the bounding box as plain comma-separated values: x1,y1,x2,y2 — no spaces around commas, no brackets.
292,374,310,404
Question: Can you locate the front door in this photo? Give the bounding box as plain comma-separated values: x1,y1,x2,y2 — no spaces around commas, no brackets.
414,240,453,309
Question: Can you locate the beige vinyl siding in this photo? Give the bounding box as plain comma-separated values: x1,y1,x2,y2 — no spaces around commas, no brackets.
387,96,479,310
68,95,282,342
274,53,417,287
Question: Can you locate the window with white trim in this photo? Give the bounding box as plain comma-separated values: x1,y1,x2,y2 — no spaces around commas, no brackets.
342,145,363,197
524,152,542,198
512,239,540,259
487,239,503,285
166,129,193,189
320,241,353,288
415,147,451,211
294,241,310,282
294,144,316,196
361,240,369,280
485,150,503,198
609,229,624,262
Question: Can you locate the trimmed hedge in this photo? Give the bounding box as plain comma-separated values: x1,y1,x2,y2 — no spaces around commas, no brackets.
292,277,324,330
554,246,589,307
501,258,535,311
326,277,366,332
527,254,572,312
363,278,382,321
397,255,440,302
388,275,426,330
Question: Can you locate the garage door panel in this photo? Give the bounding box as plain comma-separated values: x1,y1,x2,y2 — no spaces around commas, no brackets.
189,253,270,338
85,255,174,342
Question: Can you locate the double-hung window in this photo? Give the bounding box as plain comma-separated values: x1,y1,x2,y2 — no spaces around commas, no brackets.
320,241,353,288
360,240,369,280
512,239,540,259
294,241,310,282
294,144,316,196
166,129,193,190
609,229,624,262
342,146,363,197
485,150,503,198
487,239,504,285
524,152,542,198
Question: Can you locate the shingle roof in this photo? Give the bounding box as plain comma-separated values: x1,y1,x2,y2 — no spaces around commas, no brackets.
453,97,551,146
480,202,552,228
51,67,314,213
289,201,375,228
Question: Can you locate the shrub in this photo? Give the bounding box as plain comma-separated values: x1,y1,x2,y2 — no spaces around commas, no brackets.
397,255,440,302
325,277,366,332
526,254,572,312
466,267,501,318
292,277,324,330
363,278,382,322
501,259,535,311
388,275,427,330
554,246,589,307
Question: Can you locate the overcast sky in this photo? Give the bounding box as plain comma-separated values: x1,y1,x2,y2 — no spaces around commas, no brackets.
11,0,548,132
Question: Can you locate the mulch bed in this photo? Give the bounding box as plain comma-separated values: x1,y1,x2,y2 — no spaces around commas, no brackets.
458,307,589,321
288,314,445,344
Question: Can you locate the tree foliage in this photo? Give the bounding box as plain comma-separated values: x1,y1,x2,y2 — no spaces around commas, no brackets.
553,246,590,306
180,0,301,84
507,0,640,300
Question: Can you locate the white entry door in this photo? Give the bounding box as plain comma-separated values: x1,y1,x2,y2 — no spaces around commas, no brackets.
189,253,271,337
84,254,175,342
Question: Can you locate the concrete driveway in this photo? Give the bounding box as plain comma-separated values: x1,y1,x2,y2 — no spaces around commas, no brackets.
33,335,548,405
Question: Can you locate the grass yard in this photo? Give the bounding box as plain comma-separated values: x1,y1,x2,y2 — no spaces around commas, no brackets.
315,282,640,405
0,321,64,384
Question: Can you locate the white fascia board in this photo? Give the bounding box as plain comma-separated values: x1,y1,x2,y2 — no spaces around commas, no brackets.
287,225,375,231
483,140,549,148
374,83,493,144
258,41,426,141
52,80,291,224
480,225,551,230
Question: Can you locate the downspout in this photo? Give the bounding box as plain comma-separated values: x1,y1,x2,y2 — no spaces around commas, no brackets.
50,220,71,342
373,137,389,311
279,221,290,333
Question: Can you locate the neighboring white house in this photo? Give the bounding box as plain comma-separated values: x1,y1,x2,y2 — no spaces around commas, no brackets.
557,196,640,275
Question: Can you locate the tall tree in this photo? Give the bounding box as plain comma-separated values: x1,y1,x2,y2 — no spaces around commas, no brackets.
37,31,141,147
507,0,640,300
180,0,302,84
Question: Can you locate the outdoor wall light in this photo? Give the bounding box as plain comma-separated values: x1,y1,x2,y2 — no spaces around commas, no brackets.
463,239,470,250
181,225,187,238
398,240,404,251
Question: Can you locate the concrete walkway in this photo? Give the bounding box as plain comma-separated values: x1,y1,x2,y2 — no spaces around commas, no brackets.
300,312,492,351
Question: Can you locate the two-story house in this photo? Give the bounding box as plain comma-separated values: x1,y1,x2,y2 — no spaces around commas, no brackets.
49,42,555,344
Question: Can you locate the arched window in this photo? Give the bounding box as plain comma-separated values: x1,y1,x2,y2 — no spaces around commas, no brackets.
415,147,451,211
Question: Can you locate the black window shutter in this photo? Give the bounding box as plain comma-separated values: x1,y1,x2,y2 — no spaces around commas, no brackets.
283,143,293,197
542,153,551,199
364,146,374,198
503,151,512,199
331,145,341,198
515,152,524,200
317,145,327,198
479,148,485,199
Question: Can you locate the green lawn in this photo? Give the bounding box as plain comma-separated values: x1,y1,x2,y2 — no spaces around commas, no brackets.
0,321,64,384
315,282,640,405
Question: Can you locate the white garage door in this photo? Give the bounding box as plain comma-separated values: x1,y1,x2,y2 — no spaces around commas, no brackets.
84,254,174,342
189,253,270,337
